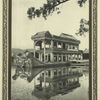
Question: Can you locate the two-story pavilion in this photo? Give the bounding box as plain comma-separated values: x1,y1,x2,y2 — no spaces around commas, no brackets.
31,31,83,63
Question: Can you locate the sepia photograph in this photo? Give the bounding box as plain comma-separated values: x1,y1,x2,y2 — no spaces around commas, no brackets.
2,0,97,100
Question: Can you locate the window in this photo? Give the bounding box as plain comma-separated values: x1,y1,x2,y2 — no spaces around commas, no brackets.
59,55,61,61
68,55,71,60
63,55,66,61
58,70,62,75
63,81,66,86
58,82,62,86
54,70,57,76
45,55,48,60
73,46,75,49
63,68,66,74
69,45,71,49
48,70,51,77
58,42,62,48
35,52,39,58
54,55,57,62
48,54,50,62
66,45,68,50
54,41,57,48
63,43,66,49
42,73,44,76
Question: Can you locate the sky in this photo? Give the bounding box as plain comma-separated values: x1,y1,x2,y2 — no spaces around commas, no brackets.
12,0,89,50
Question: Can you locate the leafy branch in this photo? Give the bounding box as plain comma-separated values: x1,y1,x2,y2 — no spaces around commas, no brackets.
77,0,87,7
27,0,88,20
76,19,89,36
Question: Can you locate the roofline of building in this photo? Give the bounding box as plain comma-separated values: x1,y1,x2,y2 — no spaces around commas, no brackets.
31,31,80,44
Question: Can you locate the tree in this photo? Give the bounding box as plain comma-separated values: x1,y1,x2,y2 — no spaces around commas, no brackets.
27,0,89,36
78,0,87,7
27,0,88,20
76,19,89,36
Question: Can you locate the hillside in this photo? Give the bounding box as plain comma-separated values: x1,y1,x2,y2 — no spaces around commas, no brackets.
12,48,34,55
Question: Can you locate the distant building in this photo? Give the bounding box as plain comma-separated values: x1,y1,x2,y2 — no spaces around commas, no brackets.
31,31,83,63
83,49,89,60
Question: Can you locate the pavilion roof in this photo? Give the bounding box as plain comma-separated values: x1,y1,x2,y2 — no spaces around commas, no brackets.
83,49,89,54
32,31,52,39
60,33,78,41
31,31,80,44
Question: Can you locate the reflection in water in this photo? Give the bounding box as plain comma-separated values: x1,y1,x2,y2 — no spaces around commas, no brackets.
11,66,89,100
31,67,83,100
32,78,80,100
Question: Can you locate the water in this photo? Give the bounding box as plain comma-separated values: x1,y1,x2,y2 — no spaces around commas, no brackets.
11,66,89,100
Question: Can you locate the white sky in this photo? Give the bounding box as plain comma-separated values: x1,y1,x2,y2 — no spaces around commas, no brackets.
12,0,89,50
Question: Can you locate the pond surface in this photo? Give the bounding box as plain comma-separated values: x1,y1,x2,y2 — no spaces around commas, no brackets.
11,66,89,100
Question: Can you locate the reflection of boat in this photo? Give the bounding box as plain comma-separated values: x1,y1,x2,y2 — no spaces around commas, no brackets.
32,77,80,100
31,67,82,100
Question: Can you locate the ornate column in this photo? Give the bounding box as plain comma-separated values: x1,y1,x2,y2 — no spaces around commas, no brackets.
51,69,54,78
77,45,79,50
57,54,59,62
40,42,42,50
61,68,64,76
61,42,63,49
39,53,41,61
57,69,59,76
50,40,54,62
68,54,70,61
43,40,46,62
50,53,53,62
66,54,68,61
51,40,54,48
77,54,78,60
43,40,46,89
81,54,83,60
66,67,69,75
61,54,63,62
41,53,43,61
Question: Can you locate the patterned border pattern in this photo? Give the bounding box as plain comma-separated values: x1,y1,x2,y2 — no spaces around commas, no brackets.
3,0,8,100
92,0,97,100
2,0,97,100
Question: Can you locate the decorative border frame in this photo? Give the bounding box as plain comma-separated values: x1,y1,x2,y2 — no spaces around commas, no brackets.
2,0,8,100
2,0,97,100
